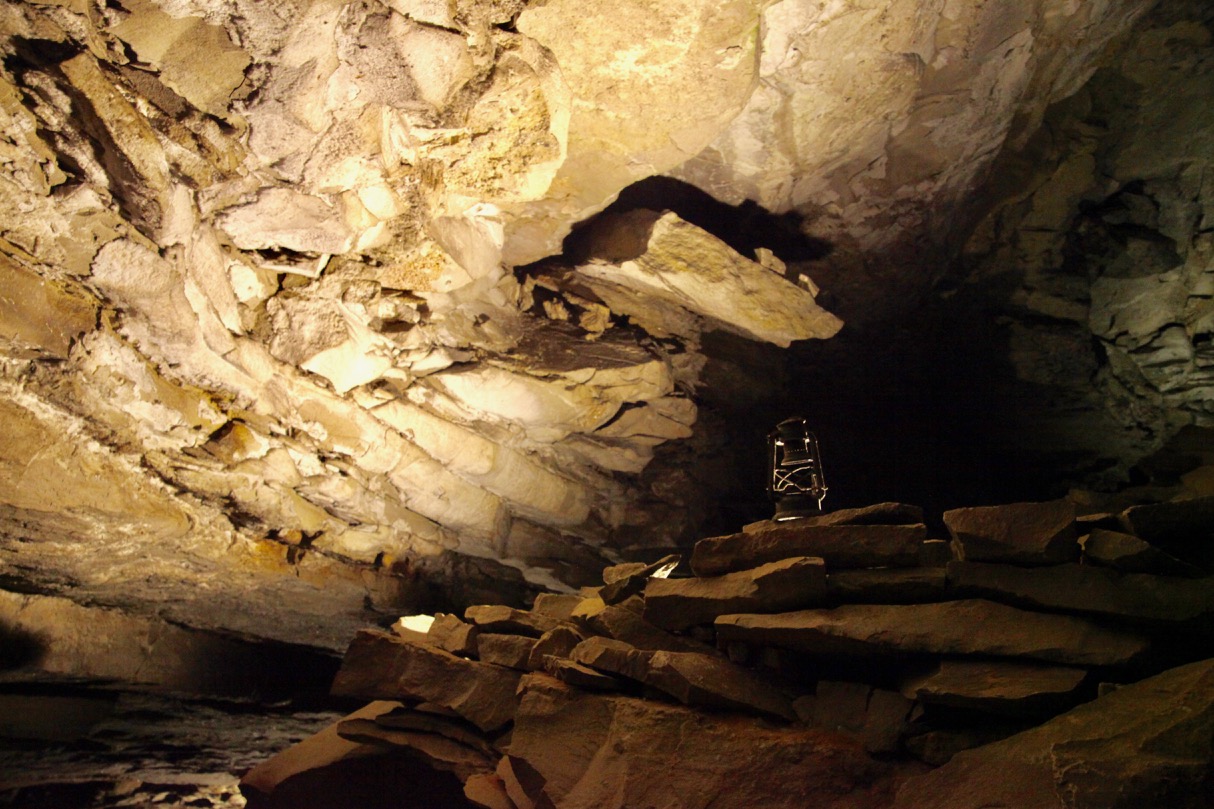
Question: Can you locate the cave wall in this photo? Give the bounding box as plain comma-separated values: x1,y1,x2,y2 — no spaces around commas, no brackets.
0,0,1181,649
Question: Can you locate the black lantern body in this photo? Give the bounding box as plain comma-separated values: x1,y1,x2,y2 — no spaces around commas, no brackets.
767,417,827,521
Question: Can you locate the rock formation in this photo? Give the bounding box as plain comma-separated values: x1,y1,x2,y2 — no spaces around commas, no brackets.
244,496,1214,808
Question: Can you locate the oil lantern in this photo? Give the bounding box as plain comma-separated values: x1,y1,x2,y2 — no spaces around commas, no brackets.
767,417,827,521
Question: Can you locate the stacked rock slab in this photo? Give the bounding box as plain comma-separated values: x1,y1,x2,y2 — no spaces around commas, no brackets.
244,498,1214,809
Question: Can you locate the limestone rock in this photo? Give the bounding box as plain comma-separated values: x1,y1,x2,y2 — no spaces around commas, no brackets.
892,658,1214,809
642,557,827,631
745,502,925,531
335,717,496,780
477,633,539,670
643,650,797,721
330,630,522,732
464,605,564,638
715,600,1150,667
794,681,915,754
546,658,624,691
582,604,722,656
944,500,1080,565
825,568,948,605
427,613,480,657
691,524,927,577
573,211,842,347
526,625,587,671
902,660,1088,717
241,701,405,801
464,772,515,809
506,0,771,265
1119,496,1214,572
370,705,499,758
1083,528,1204,577
507,674,900,809
0,256,97,359
531,593,583,621
599,553,680,605
946,560,1214,626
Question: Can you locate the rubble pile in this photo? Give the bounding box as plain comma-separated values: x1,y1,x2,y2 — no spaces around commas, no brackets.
242,497,1214,809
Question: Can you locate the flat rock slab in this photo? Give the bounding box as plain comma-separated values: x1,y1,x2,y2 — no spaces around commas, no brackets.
944,499,1078,565
691,524,927,576
1083,528,1204,577
570,637,796,720
427,612,479,657
947,560,1214,625
600,553,680,605
546,658,624,691
744,502,925,532
583,604,722,656
643,556,827,631
335,717,495,781
465,605,564,638
715,600,1150,667
1119,496,1214,572
527,625,586,671
902,660,1088,716
331,630,522,732
508,674,900,809
477,633,539,670
794,681,914,754
892,658,1214,809
826,567,948,604
370,705,497,756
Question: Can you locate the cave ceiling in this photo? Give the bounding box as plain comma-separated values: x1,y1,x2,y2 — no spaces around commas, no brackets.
1,0,1211,650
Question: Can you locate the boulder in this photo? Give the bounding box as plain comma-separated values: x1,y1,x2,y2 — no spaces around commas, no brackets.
477,634,539,670
1083,528,1204,576
335,717,496,781
531,593,583,621
464,605,564,638
901,660,1088,716
507,674,903,809
570,637,796,719
527,625,587,671
427,613,480,657
496,754,556,809
794,681,915,754
892,658,1214,809
330,630,522,732
825,568,948,604
946,560,1214,625
369,705,499,757
691,524,927,577
642,556,827,631
569,636,651,682
463,772,514,809
714,600,1150,667
600,553,681,605
643,650,797,720
582,604,722,656
1119,496,1214,572
944,499,1079,565
241,700,404,799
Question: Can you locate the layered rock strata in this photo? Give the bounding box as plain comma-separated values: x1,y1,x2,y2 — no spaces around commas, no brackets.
244,495,1214,808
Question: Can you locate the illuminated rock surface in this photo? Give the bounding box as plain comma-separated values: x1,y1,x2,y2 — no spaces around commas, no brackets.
4,0,1214,804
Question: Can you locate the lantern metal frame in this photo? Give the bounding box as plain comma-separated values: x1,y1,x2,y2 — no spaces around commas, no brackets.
767,417,827,521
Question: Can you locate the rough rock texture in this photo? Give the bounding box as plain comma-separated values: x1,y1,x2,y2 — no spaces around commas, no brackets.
944,499,1079,565
715,600,1150,667
691,523,927,576
244,497,1214,808
892,658,1214,809
0,0,1190,657
642,556,827,631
